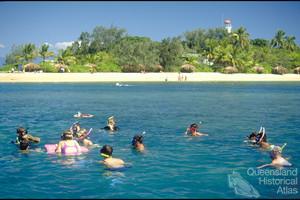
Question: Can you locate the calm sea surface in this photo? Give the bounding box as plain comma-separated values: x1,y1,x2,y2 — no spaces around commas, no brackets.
0,82,299,198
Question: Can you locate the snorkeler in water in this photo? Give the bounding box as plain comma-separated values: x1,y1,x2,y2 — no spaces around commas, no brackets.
251,127,286,152
13,127,40,150
103,116,119,132
185,123,208,137
100,145,125,169
18,140,43,152
55,130,82,155
70,122,93,147
257,147,292,169
131,134,145,152
246,132,259,144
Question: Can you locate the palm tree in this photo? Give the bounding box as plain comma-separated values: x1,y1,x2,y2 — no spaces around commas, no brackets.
22,43,37,63
284,36,297,51
39,44,54,62
232,27,250,49
213,42,236,68
203,39,218,63
271,30,286,48
56,48,77,66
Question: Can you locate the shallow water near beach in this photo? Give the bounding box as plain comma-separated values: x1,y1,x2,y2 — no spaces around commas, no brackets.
0,82,299,198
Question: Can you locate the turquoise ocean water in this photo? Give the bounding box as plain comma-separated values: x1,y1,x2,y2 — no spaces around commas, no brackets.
0,82,299,198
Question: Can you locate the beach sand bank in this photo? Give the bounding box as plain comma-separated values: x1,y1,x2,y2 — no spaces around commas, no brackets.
1,72,300,83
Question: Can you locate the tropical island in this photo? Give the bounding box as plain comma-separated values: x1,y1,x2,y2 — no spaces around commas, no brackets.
1,25,300,82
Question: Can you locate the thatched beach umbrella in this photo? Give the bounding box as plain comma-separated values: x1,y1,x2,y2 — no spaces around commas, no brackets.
252,66,264,74
54,63,70,73
85,63,97,72
23,63,41,72
153,64,164,72
223,66,238,74
293,67,300,74
180,64,195,73
138,64,146,72
84,63,97,68
272,65,288,75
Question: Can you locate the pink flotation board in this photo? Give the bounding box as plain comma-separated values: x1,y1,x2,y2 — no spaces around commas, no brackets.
44,144,89,154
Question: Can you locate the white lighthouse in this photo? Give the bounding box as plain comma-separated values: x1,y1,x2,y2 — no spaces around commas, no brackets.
224,19,232,33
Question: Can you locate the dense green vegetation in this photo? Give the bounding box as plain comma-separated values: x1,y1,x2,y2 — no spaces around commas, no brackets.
1,25,300,74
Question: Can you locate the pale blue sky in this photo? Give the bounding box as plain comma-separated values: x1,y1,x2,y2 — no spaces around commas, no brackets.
0,1,300,58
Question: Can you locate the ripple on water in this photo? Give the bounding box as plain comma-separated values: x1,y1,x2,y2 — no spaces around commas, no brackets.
0,83,300,198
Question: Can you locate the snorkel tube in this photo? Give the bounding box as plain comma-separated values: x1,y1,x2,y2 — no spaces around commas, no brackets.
255,127,265,144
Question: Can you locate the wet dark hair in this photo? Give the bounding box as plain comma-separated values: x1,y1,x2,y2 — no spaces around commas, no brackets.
62,130,73,140
20,140,29,150
17,127,27,134
132,134,143,146
100,145,113,156
190,123,198,129
248,132,257,139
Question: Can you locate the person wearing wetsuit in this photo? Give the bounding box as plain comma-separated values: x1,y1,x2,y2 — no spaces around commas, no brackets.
15,127,40,150
103,116,119,132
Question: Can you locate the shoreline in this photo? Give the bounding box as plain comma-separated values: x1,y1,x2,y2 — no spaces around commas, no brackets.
1,72,300,83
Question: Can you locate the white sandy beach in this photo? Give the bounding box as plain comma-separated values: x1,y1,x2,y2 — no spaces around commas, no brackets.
0,72,300,83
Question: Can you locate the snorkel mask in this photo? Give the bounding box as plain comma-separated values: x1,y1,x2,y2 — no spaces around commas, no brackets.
269,151,277,160
132,135,143,146
17,127,28,135
131,138,137,146
100,153,110,158
190,126,198,132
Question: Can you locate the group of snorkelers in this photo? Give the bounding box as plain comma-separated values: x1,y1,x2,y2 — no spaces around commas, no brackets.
12,117,292,169
246,126,291,168
12,116,145,169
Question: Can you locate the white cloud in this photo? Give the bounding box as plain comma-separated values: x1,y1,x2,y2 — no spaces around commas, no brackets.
54,41,74,50
0,43,5,48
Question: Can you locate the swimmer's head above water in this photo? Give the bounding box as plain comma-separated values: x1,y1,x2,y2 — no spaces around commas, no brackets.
189,123,199,132
132,134,143,146
100,145,113,158
269,147,281,160
61,130,73,140
17,127,27,136
247,132,257,140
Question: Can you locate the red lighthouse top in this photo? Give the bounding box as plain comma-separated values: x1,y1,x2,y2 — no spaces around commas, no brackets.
224,19,231,24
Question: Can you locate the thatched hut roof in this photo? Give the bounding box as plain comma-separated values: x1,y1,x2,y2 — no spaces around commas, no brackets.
180,64,195,73
223,66,238,74
138,64,146,71
54,63,68,69
272,65,288,75
293,67,300,74
252,66,264,74
84,63,97,68
54,63,69,72
152,64,163,72
23,63,41,72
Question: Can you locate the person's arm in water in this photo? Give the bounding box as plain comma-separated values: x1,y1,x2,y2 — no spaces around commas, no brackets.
55,141,63,153
184,128,189,135
25,134,40,143
257,163,273,169
195,132,208,136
